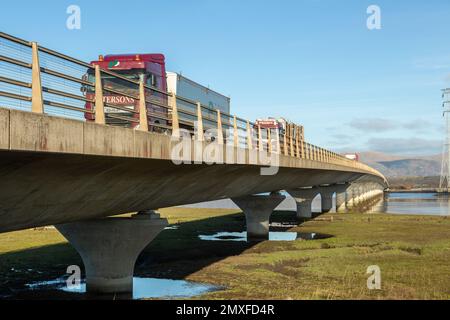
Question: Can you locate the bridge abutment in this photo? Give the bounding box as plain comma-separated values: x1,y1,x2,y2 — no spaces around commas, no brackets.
56,212,167,294
231,194,285,241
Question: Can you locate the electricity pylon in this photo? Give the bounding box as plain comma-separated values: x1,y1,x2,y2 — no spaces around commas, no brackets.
439,88,450,193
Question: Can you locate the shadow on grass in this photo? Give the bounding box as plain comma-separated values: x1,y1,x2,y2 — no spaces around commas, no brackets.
0,210,307,297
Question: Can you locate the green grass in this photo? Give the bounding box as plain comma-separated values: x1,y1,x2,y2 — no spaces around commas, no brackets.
0,208,449,299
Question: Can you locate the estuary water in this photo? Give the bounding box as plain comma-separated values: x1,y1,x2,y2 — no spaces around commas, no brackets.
371,192,450,216
183,192,450,216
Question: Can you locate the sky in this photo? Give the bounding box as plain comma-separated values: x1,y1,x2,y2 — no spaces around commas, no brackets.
1,0,450,156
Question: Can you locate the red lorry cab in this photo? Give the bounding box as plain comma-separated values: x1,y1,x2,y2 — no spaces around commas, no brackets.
84,53,168,131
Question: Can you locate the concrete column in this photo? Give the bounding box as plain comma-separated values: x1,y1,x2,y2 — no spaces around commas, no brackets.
320,191,333,213
356,185,368,203
345,185,359,210
336,190,346,212
231,194,285,241
345,183,385,212
295,198,313,218
56,213,167,294
287,188,320,219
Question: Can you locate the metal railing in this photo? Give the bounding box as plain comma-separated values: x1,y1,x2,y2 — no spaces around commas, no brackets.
0,31,382,176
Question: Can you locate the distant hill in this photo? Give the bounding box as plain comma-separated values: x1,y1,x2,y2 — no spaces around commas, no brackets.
387,176,440,189
358,152,442,178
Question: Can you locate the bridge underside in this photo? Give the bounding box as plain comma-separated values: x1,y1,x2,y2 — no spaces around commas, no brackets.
0,150,366,233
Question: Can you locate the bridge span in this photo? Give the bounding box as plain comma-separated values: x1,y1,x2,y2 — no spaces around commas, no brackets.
0,32,388,294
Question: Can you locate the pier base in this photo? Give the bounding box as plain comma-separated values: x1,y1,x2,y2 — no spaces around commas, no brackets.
56,213,167,294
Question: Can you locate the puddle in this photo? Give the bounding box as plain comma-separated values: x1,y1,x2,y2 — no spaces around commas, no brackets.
164,225,179,230
198,231,330,242
25,277,220,299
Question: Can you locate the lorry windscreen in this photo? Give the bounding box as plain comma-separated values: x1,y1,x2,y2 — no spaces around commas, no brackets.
84,69,144,91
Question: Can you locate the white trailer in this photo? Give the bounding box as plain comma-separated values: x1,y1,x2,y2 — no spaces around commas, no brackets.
166,72,231,115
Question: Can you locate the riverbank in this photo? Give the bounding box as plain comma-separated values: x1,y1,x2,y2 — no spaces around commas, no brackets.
0,208,449,299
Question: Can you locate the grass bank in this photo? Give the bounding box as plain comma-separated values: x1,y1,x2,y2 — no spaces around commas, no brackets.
0,208,449,299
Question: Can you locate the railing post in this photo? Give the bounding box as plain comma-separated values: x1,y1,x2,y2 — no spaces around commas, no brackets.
295,126,300,158
217,110,224,144
300,128,305,159
275,128,281,154
138,81,148,132
170,93,180,138
246,121,253,150
233,116,239,148
267,128,272,153
289,124,294,157
258,124,263,151
283,131,288,156
31,42,44,114
94,65,105,125
196,102,204,141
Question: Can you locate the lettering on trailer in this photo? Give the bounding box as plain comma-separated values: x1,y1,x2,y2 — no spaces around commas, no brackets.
103,95,135,105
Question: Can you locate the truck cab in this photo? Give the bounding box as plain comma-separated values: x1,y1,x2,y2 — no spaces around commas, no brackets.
84,53,168,131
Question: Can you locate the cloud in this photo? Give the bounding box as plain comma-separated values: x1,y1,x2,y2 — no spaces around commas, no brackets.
347,118,398,132
402,119,437,133
367,137,442,156
327,133,353,145
347,117,439,134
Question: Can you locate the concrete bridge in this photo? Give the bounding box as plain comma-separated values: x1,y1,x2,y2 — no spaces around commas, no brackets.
0,32,388,294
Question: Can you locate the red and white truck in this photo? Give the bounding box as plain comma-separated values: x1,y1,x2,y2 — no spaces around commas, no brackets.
255,117,287,134
84,53,230,131
344,153,359,161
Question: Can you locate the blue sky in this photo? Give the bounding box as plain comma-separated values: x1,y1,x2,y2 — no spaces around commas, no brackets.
1,0,450,155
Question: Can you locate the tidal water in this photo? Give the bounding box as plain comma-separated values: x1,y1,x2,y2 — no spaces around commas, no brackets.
24,277,221,299
370,192,450,216
183,192,449,216
198,231,327,242
310,192,450,216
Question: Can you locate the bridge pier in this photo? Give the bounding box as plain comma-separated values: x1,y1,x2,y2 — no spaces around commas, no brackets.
345,185,360,211
231,194,285,241
320,189,334,213
345,183,384,212
287,188,320,219
56,212,167,294
335,184,350,212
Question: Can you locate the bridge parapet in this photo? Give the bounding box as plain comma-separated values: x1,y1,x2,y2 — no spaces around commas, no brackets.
0,31,386,184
